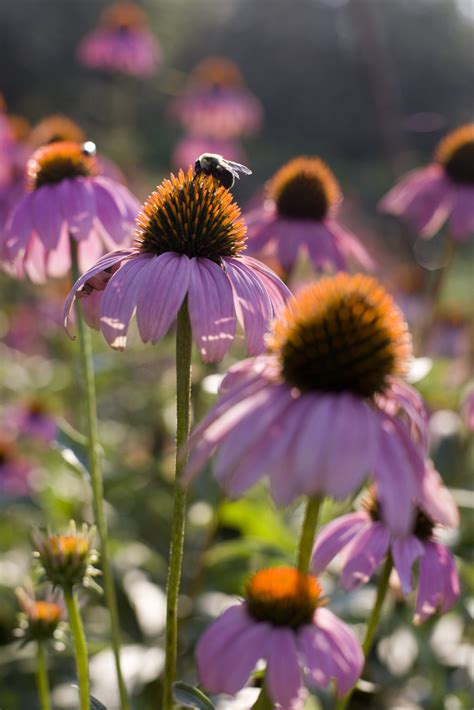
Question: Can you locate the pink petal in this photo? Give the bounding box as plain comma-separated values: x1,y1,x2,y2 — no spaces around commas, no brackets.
187,259,236,362
3,193,34,260
414,541,460,624
379,166,441,214
373,412,424,536
298,624,336,691
33,186,66,251
266,628,305,710
340,521,390,590
238,254,291,315
46,229,72,279
391,535,425,595
135,253,191,344
100,253,152,349
311,608,364,696
302,221,346,271
224,257,273,355
92,177,139,247
417,462,459,527
328,220,375,270
449,186,474,241
64,248,135,336
23,233,47,284
78,227,107,273
311,513,370,574
59,179,95,241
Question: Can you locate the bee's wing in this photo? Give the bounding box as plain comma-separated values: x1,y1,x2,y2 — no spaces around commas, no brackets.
224,159,252,178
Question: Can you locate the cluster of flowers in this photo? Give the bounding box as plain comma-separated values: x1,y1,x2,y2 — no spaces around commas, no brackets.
1,16,472,704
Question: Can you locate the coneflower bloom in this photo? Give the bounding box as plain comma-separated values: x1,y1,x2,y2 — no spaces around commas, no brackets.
64,168,290,361
380,124,474,240
77,2,161,77
33,521,99,590
0,437,32,495
185,274,429,535
8,398,57,444
2,141,139,282
16,587,64,644
197,566,363,708
311,468,460,624
170,57,263,141
245,157,373,276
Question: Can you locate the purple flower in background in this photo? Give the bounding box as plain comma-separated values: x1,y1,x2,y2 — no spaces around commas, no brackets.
380,124,474,241
8,398,57,444
2,141,139,283
170,57,263,141
65,168,290,361
312,465,460,624
185,274,429,536
245,157,373,277
77,2,161,77
197,567,363,708
0,437,32,495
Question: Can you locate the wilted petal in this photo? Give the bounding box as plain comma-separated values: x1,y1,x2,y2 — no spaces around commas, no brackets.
340,522,390,590
311,513,369,574
414,541,460,624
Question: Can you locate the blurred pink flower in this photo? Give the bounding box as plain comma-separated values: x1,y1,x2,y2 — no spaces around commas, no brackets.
8,399,57,444
2,141,139,283
0,438,32,495
380,124,474,241
185,275,429,536
245,157,373,276
312,466,460,624
171,135,246,173
77,2,161,77
65,169,289,361
197,567,363,707
170,57,263,140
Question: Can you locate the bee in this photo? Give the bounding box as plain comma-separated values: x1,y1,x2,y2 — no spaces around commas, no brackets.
81,141,97,157
194,153,252,189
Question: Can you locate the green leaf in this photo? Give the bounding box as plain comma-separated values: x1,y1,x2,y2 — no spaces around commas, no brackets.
173,681,215,709
90,695,107,710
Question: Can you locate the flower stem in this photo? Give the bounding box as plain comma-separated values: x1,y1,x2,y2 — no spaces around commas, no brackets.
334,553,393,710
162,300,193,710
36,642,52,710
63,586,90,710
251,683,273,709
70,239,129,710
297,496,323,573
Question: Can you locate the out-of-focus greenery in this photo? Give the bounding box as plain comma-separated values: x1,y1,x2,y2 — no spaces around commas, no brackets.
0,1,473,709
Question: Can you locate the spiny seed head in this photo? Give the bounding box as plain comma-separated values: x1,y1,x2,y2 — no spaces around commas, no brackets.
135,167,247,260
16,588,63,643
363,487,435,540
33,521,99,590
29,115,86,150
101,2,148,29
27,141,97,191
246,567,321,629
271,273,411,398
269,156,341,222
191,57,244,89
435,124,474,185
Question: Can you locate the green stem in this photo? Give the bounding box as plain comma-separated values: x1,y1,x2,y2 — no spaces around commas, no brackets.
36,642,52,710
63,586,90,710
251,683,273,710
334,554,393,710
70,239,129,710
297,496,323,573
162,301,193,710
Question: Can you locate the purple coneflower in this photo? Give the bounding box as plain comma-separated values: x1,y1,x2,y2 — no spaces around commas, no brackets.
0,437,31,495
197,566,363,708
380,124,474,240
185,273,429,535
64,168,290,361
77,2,161,77
311,467,460,624
2,140,139,282
170,57,263,141
8,398,57,444
245,157,373,276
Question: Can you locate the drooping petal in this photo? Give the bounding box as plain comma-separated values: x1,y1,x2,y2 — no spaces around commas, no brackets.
135,253,191,344
417,462,459,528
311,513,370,575
328,220,375,270
59,178,95,241
63,248,135,336
401,173,452,238
77,226,107,273
266,628,306,710
391,535,425,595
46,229,72,279
298,624,336,691
414,541,460,624
23,233,48,284
373,412,424,536
238,254,291,315
33,186,66,251
340,521,390,591
302,221,346,271
100,253,152,349
224,257,273,355
449,186,474,241
187,258,236,362
92,177,139,247
3,193,34,260
311,607,364,696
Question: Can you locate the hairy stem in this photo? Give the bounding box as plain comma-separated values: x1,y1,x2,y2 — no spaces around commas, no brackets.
162,300,193,710
70,239,129,710
297,496,323,573
63,586,90,710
